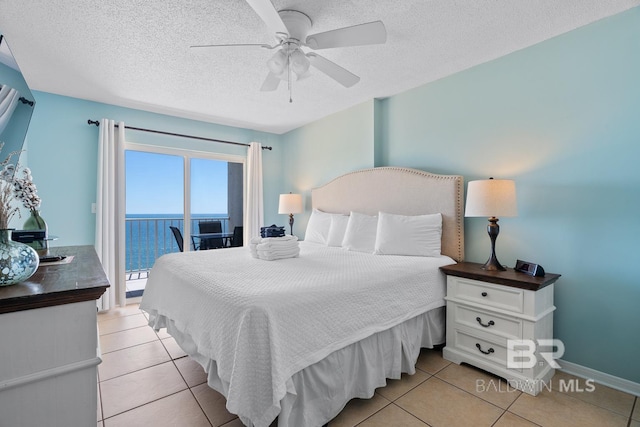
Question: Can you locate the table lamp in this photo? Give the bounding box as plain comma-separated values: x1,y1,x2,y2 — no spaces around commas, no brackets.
278,193,303,236
465,178,517,271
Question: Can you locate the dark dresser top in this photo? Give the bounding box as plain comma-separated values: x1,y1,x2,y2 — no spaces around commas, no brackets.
0,245,110,314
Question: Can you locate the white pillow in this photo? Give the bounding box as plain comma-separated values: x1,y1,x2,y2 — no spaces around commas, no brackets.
374,212,442,257
342,212,378,253
304,209,333,244
326,214,349,247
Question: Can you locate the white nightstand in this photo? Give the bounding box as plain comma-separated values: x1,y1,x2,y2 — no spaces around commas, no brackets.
441,262,561,395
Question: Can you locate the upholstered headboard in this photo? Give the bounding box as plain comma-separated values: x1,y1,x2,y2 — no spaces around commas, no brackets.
311,167,464,262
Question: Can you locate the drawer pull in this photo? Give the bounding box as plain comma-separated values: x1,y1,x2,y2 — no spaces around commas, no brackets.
475,317,495,328
481,292,488,297
475,343,495,355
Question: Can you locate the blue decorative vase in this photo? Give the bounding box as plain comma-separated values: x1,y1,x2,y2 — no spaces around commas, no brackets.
0,229,39,286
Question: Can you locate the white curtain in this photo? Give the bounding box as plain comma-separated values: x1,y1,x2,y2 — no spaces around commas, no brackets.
0,85,20,135
95,119,126,311
245,142,264,243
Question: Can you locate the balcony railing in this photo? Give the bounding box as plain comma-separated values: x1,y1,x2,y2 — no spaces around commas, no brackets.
125,216,229,276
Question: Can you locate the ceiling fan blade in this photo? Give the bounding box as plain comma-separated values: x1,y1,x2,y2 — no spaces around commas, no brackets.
305,21,386,50
190,43,269,49
245,0,289,36
260,72,281,91
306,53,360,88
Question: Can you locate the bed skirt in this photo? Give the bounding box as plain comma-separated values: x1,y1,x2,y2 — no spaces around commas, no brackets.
163,306,445,427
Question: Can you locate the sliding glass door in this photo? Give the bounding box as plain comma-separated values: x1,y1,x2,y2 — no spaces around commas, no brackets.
124,144,244,298
125,151,183,287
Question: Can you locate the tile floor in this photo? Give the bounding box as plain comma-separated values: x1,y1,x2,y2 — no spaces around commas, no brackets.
97,304,639,427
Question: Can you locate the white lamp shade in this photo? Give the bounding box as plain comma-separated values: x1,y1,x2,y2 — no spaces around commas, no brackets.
465,179,517,217
267,50,288,74
278,193,303,214
290,50,310,75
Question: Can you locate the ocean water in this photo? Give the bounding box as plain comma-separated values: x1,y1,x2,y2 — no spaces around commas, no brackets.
125,213,228,271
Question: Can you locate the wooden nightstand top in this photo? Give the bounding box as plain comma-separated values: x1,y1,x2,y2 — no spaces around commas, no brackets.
440,261,561,291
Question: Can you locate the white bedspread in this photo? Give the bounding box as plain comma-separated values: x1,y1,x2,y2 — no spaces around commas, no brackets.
140,242,453,427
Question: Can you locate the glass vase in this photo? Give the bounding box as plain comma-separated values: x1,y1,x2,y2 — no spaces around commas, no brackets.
23,209,48,251
0,229,39,286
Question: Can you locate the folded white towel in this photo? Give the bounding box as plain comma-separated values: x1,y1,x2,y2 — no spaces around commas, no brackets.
265,235,297,242
249,236,264,258
249,235,300,260
256,247,299,257
256,244,298,252
257,237,298,246
250,235,298,244
257,241,299,251
250,236,299,259
257,241,298,251
257,248,300,261
250,246,259,259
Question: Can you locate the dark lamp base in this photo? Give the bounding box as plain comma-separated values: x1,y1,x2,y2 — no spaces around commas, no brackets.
288,213,295,236
482,255,507,271
483,216,506,271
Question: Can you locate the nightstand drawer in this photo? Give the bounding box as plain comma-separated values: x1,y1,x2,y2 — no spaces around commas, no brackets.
453,329,514,371
448,277,524,313
451,304,522,340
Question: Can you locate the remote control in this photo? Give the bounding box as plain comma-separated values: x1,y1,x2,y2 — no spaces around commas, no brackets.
39,255,66,263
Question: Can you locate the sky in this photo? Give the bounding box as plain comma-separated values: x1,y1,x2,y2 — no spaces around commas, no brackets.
125,150,229,215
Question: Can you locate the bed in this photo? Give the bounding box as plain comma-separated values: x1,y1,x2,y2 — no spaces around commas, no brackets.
140,166,464,427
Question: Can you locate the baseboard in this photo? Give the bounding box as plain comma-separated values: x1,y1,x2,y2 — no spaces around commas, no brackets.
558,359,640,397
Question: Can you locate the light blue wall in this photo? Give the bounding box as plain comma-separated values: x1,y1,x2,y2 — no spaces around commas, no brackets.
380,8,640,382
264,100,375,231
277,8,640,383
24,91,279,246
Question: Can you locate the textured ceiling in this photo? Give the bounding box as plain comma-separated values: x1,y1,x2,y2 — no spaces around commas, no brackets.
0,1,638,134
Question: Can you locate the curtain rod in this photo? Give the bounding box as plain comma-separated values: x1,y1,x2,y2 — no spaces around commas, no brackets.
86,120,272,150
19,97,34,107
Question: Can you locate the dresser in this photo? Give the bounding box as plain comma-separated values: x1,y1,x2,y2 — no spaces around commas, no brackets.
441,262,561,395
0,246,109,427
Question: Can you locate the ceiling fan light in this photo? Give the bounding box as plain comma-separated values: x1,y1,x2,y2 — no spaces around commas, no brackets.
275,69,308,82
292,61,309,76
290,50,310,75
275,70,288,81
267,50,287,74
296,70,312,81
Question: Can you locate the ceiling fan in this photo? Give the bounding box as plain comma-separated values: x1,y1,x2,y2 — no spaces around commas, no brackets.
191,0,387,101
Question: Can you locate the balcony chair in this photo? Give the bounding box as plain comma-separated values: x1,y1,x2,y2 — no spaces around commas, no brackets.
169,226,198,252
169,226,184,252
198,220,224,250
230,226,243,247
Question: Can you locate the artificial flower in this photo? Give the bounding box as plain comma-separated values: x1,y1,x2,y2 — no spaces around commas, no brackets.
0,142,41,229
